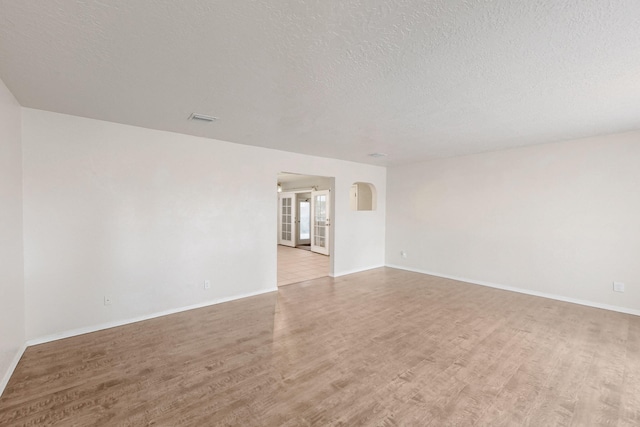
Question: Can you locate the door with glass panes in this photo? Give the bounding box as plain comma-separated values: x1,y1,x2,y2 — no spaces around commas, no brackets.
278,192,296,247
310,190,330,255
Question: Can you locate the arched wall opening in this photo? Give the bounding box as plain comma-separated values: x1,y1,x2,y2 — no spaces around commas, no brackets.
349,182,377,211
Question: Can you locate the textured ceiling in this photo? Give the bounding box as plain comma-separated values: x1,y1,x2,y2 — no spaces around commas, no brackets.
1,1,639,165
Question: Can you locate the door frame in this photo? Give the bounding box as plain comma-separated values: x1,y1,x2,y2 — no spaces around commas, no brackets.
296,194,311,246
276,173,335,277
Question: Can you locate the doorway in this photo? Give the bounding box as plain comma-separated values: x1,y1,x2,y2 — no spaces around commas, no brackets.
276,172,333,287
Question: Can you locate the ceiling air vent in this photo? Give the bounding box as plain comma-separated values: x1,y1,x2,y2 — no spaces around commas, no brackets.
368,153,387,158
189,113,218,122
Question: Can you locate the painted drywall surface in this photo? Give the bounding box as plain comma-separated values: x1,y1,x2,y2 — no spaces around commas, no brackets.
0,78,25,389
22,109,386,340
386,131,640,312
280,176,332,192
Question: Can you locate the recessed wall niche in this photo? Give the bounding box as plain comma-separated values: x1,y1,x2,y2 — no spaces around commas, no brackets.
349,182,376,211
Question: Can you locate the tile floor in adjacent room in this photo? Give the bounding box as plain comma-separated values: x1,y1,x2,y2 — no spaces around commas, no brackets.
277,245,329,286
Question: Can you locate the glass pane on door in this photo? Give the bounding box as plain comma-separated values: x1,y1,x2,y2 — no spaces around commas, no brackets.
313,194,326,248
281,197,291,241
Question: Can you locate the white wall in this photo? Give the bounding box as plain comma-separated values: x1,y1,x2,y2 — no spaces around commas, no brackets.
280,175,332,192
386,131,640,313
22,109,386,341
0,78,25,392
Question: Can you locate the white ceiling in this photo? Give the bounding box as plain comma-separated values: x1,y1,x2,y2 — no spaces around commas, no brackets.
1,1,639,166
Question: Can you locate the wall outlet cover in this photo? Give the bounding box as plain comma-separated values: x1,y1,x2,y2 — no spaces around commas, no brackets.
613,282,625,292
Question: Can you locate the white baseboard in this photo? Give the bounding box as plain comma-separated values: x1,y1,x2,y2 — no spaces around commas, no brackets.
386,264,640,317
27,287,278,346
333,264,385,278
0,342,27,398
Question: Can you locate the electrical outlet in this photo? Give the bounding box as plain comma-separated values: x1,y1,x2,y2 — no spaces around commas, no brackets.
613,282,625,293
400,250,407,259
104,296,112,306
204,280,211,290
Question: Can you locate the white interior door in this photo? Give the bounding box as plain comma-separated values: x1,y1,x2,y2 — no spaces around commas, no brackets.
278,192,296,247
310,190,330,255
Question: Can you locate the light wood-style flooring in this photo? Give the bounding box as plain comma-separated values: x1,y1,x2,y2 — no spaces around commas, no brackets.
277,245,329,287
1,268,639,426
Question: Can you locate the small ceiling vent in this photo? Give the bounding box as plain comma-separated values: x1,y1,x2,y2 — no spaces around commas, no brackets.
189,113,218,122
368,152,387,158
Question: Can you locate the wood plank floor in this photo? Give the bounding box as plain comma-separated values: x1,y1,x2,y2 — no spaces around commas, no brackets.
1,267,639,426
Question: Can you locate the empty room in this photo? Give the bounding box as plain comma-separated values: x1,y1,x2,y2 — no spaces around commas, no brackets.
0,1,639,425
